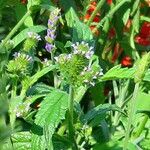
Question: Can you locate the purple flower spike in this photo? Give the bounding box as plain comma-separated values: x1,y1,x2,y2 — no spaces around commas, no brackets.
45,43,55,52
45,8,60,53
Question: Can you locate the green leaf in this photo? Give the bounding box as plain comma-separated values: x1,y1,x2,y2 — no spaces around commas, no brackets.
1,132,31,150
31,89,68,149
12,25,46,48
90,83,105,106
101,65,135,81
21,65,56,96
73,21,93,42
82,104,123,126
24,16,34,27
93,140,122,150
65,7,79,28
136,92,150,112
27,83,54,96
60,0,77,12
122,8,130,25
132,8,140,33
140,16,150,23
143,69,150,82
12,132,31,150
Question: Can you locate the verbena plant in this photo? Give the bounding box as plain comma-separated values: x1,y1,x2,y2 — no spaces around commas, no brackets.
0,0,150,150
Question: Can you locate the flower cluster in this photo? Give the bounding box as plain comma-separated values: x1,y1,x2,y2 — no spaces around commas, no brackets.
23,32,41,52
55,41,103,87
135,22,150,46
7,52,32,75
1,39,14,50
80,66,103,86
45,8,60,52
14,102,30,117
71,42,94,59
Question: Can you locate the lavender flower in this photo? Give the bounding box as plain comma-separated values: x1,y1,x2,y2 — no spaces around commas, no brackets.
13,52,33,62
45,8,60,52
27,32,41,41
71,42,94,59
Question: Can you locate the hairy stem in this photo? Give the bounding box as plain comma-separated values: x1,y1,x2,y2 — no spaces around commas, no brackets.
93,0,130,33
51,50,58,88
67,86,78,150
87,0,105,26
123,83,139,150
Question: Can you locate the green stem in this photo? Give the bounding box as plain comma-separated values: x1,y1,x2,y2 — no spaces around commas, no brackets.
0,115,14,149
123,83,139,150
51,50,58,88
93,0,130,33
11,78,17,99
113,80,130,128
134,115,149,139
1,11,31,46
67,86,78,150
86,0,105,26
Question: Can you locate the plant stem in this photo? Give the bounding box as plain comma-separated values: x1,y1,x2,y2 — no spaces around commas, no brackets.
67,86,78,150
1,11,31,46
113,80,130,129
51,50,58,88
134,114,149,139
86,0,105,26
11,78,17,99
93,0,130,33
123,83,139,150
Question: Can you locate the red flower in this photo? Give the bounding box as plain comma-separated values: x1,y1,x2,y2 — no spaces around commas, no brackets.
108,28,116,39
84,13,91,21
140,22,150,38
135,36,150,46
107,0,113,5
135,22,150,46
88,1,97,13
121,56,132,67
20,0,27,4
93,16,101,22
145,0,150,6
90,26,100,36
111,43,123,63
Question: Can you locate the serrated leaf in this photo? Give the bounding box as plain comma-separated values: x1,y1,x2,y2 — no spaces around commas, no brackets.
12,132,31,150
65,7,79,28
31,90,68,149
1,132,31,150
12,25,46,48
73,21,93,42
27,83,54,96
101,65,135,81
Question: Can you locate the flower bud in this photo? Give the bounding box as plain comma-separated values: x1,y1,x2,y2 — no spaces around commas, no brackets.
134,52,150,83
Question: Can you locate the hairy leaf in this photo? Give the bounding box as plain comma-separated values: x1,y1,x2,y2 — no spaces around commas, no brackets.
31,89,68,149
101,65,135,81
